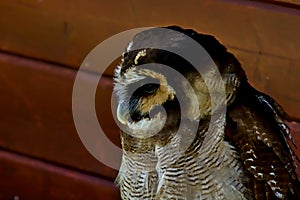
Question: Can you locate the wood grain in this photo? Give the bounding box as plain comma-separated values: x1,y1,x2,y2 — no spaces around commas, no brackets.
231,49,300,119
0,150,121,200
0,52,120,180
0,51,299,178
0,0,299,70
0,0,299,120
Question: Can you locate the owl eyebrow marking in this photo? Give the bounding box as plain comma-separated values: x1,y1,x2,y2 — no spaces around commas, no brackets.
134,49,147,65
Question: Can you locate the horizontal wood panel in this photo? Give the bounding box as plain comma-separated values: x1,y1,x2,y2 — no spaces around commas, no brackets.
0,0,299,119
0,150,121,200
0,0,299,71
231,49,300,119
0,52,120,180
0,51,299,177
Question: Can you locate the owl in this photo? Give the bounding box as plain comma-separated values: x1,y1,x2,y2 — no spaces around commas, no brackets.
113,26,300,199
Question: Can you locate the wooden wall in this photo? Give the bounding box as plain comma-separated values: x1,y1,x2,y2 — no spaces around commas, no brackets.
0,0,299,199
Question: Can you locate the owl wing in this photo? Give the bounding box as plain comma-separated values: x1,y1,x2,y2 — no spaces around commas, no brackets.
225,81,300,199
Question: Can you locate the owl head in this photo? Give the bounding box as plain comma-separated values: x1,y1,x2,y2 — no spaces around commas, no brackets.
113,26,245,149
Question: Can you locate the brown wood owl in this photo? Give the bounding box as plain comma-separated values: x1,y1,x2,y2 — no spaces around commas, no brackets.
113,26,300,199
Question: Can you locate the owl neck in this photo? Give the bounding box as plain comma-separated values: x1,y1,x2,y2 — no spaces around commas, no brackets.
154,114,247,199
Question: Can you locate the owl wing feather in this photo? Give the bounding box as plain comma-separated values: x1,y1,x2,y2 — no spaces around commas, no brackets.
226,80,300,199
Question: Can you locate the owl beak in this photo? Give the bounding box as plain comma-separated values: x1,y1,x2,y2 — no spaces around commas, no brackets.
117,103,128,125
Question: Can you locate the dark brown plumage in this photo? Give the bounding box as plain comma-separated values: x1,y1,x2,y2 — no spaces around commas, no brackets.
114,26,300,199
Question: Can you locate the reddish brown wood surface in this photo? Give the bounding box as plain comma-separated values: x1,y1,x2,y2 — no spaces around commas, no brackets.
232,49,300,119
0,50,300,177
0,0,299,119
0,0,299,69
0,52,120,180
0,150,121,200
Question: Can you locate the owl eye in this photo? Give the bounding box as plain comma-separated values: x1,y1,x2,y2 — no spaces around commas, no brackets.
140,83,160,95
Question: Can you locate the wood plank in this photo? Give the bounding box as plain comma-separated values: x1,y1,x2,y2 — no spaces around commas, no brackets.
0,150,121,200
0,51,299,189
0,0,299,119
0,0,299,70
230,49,300,119
0,52,121,180
0,0,136,68
0,51,299,176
